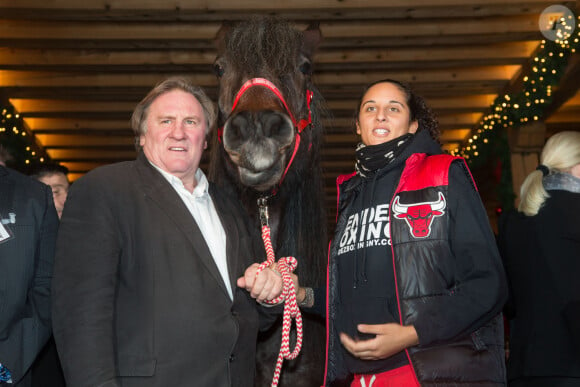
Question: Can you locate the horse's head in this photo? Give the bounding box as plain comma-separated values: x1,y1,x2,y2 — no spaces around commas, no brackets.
213,17,322,192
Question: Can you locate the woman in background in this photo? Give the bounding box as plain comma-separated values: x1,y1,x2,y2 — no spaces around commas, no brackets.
499,131,580,387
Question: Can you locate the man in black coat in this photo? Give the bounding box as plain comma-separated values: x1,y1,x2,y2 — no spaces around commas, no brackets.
0,164,58,386
52,77,283,387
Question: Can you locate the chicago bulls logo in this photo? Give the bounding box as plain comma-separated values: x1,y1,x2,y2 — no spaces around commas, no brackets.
392,192,446,238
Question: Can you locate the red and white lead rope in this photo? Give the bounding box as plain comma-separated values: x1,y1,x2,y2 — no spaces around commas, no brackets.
255,225,303,387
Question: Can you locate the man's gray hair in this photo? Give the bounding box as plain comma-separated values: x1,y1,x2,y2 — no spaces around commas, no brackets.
131,77,216,150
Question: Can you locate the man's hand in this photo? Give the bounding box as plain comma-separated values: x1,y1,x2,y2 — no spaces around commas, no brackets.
339,323,419,360
237,263,283,303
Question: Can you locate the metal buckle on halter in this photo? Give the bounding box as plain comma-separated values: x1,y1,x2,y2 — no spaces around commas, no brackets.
257,196,270,227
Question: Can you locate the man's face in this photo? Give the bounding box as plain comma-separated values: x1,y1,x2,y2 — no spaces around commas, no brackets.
139,89,208,183
39,173,69,219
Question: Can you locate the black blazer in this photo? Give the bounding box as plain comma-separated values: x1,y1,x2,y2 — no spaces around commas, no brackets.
499,189,580,380
0,166,58,385
53,153,270,387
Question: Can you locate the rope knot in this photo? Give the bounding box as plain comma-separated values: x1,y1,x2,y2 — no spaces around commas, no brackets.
255,225,303,387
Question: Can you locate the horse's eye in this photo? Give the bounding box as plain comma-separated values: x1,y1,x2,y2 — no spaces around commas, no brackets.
213,63,225,78
299,60,312,75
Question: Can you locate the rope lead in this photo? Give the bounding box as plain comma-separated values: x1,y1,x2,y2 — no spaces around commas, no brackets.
255,224,303,387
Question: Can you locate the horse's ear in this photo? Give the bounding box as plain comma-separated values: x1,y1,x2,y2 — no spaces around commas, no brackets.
302,22,322,57
214,21,233,51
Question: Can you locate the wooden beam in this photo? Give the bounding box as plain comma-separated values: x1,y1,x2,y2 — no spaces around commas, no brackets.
0,83,504,101
35,134,133,147
0,42,538,67
11,99,135,112
545,110,580,123
0,15,544,40
25,118,130,130
0,65,520,89
12,95,497,115
0,20,219,40
320,15,542,38
543,53,580,119
561,90,580,107
0,71,216,87
313,66,521,84
316,42,538,64
46,148,137,160
0,7,566,40
0,48,216,66
439,129,473,142
507,122,547,207
507,120,546,153
60,161,113,172
0,0,563,11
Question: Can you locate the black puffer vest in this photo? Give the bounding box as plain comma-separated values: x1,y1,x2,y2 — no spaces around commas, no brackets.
390,153,506,386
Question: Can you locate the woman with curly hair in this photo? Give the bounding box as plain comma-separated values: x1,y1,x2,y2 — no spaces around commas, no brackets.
296,79,508,386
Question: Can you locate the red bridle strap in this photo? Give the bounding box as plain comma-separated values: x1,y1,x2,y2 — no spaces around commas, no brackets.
219,78,313,192
218,78,313,141
231,78,301,129
297,89,313,132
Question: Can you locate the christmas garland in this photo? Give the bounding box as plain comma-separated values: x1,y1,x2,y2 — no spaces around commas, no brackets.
0,102,49,172
454,14,580,210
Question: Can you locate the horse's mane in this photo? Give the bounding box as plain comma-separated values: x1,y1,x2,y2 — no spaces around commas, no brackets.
219,17,306,113
224,17,301,73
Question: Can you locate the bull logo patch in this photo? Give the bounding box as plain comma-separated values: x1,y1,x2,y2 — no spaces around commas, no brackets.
392,192,446,238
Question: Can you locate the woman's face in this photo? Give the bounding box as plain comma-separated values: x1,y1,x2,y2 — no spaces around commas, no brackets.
356,82,418,146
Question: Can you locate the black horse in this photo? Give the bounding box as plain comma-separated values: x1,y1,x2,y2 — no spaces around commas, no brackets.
209,17,327,387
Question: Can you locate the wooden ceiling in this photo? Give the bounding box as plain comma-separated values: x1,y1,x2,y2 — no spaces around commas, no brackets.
1,1,579,202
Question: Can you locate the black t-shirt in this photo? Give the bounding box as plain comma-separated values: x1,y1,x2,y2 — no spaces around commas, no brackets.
334,174,409,374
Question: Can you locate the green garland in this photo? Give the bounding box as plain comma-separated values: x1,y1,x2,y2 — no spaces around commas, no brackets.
455,15,580,210
0,101,49,172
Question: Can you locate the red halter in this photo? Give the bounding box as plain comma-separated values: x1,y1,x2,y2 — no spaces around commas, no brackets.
218,78,314,192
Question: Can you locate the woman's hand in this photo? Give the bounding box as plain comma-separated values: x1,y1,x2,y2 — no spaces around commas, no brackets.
339,323,419,360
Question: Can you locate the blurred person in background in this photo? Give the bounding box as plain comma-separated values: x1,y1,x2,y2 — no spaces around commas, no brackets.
29,163,69,387
30,163,70,220
499,131,580,387
0,158,58,386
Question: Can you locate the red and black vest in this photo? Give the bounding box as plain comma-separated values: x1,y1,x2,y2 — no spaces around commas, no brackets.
327,153,505,386
389,153,504,386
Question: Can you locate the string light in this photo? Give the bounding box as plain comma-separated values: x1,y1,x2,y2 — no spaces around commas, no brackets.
0,101,48,170
452,13,580,210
